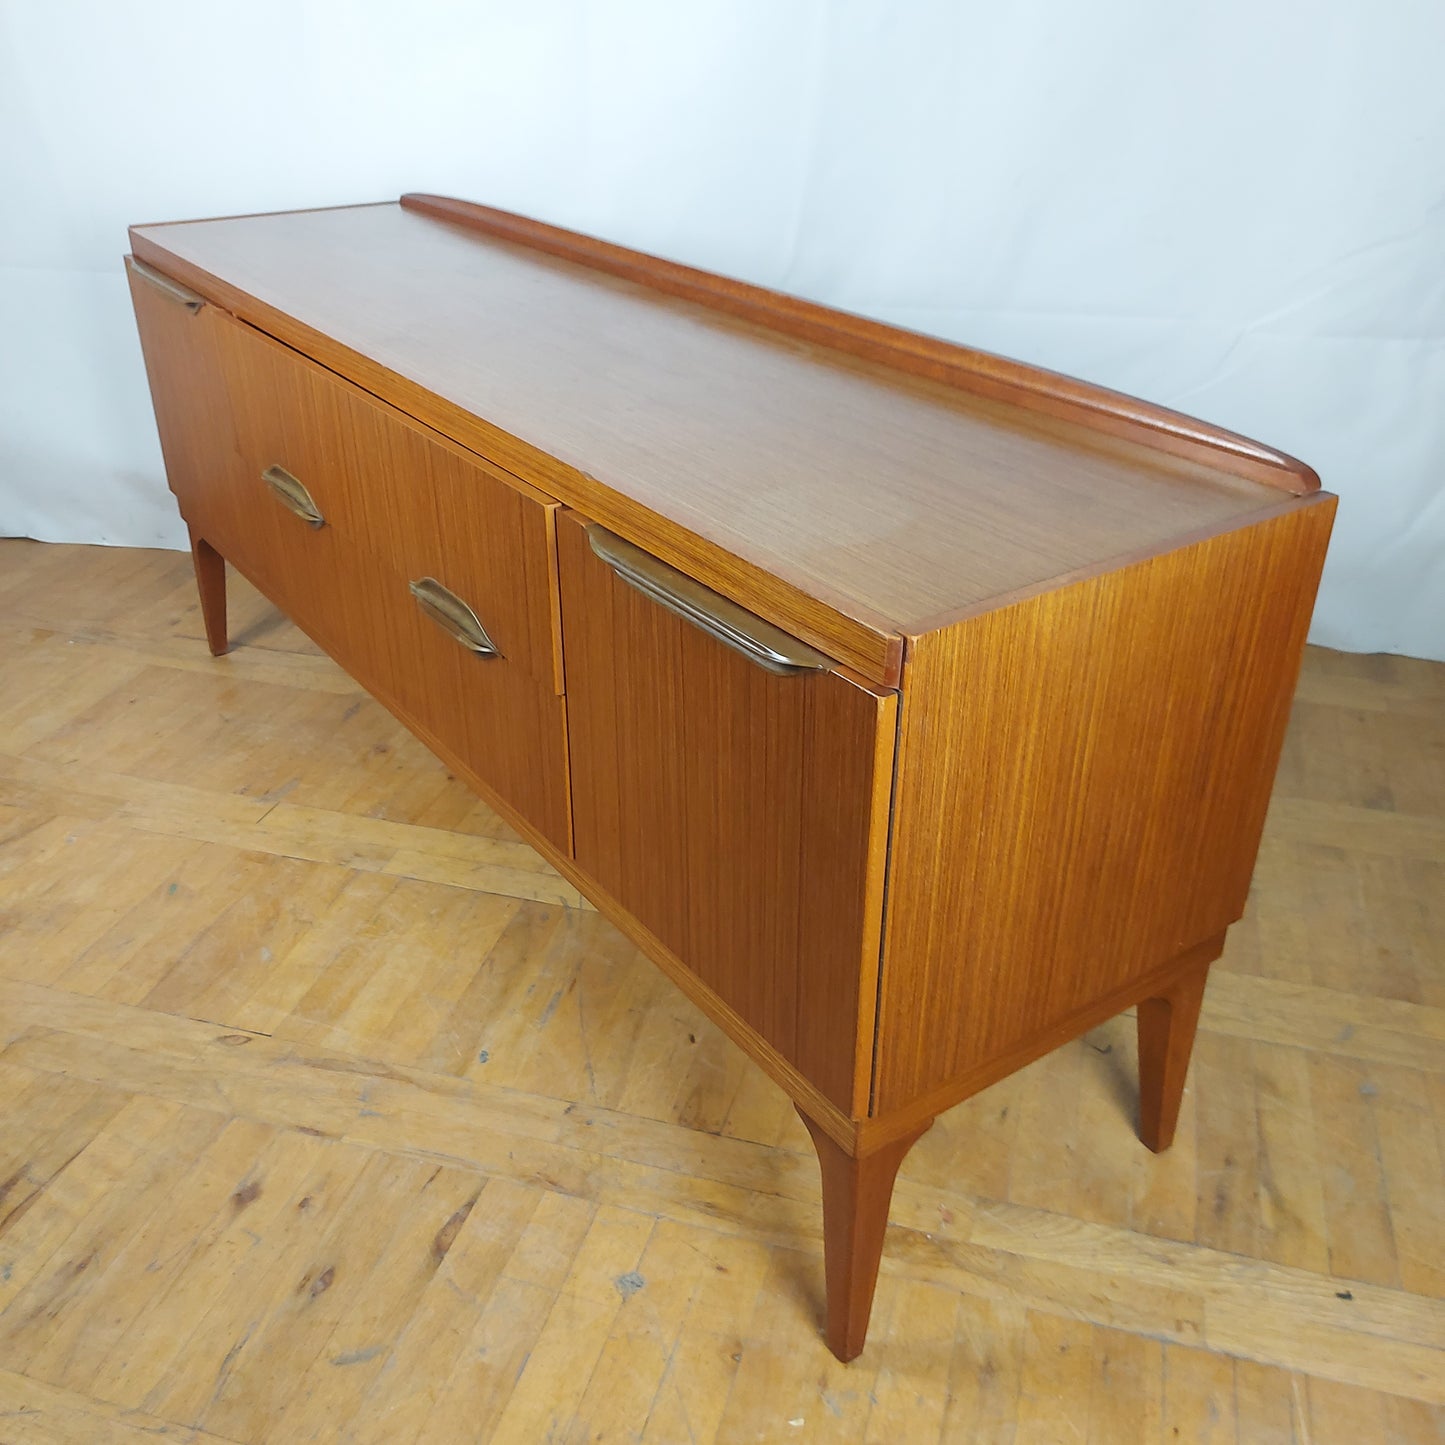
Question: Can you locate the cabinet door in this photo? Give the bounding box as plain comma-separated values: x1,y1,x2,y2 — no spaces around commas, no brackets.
557,512,896,1114
127,258,287,590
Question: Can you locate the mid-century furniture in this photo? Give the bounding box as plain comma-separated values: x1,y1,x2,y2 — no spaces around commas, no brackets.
126,196,1334,1360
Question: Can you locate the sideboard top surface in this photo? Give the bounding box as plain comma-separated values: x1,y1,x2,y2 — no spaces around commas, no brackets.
131,198,1316,658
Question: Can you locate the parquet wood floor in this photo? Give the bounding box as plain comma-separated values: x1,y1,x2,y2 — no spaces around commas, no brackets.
0,539,1441,1442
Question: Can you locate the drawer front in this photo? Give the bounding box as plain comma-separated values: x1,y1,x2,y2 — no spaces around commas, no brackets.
557,511,897,1114
129,256,561,695
129,257,571,850
292,533,572,854
222,317,563,695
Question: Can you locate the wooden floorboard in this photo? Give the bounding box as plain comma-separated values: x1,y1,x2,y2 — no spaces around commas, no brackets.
0,537,1441,1442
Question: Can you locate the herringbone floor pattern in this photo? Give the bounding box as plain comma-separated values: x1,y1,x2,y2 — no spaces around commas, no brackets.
0,538,1441,1442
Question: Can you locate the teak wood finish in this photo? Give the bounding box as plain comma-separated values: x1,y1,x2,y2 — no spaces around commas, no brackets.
127,259,572,853
125,197,1335,1361
558,513,896,1119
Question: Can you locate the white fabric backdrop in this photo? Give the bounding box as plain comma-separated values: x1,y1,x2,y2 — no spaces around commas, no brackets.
2,0,1441,658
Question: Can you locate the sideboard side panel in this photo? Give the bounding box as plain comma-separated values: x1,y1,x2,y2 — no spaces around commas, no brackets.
873,496,1336,1115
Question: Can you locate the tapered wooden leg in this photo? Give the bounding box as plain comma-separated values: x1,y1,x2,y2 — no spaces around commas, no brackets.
796,1108,933,1362
1137,962,1210,1152
188,529,229,656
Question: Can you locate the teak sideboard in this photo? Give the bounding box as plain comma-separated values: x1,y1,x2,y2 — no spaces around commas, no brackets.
126,195,1334,1361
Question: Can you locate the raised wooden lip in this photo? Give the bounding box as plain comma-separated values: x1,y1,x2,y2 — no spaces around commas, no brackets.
400,192,1321,498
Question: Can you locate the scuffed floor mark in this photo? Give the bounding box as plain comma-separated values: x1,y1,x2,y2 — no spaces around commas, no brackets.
301,1265,335,1299
332,1344,386,1367
433,1193,481,1264
536,987,564,1029
257,777,300,805
615,1270,645,1300
0,1170,24,1211
231,1176,262,1210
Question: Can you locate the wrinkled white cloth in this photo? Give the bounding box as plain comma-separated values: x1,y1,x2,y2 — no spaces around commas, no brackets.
1,0,1440,657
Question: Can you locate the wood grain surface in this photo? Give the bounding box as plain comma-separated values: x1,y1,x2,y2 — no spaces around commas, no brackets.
0,540,1441,1442
126,260,277,593
400,192,1319,494
128,257,573,853
1138,960,1213,1153
797,1109,933,1363
557,512,896,1116
124,200,1340,1359
130,254,564,694
130,257,876,1145
874,495,1337,1116
130,202,1313,687
186,530,228,658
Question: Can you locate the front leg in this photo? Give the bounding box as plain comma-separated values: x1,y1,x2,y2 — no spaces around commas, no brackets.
796,1107,933,1362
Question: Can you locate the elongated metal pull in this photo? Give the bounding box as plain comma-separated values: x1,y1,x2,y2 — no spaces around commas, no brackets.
128,257,205,313
586,525,831,676
261,465,325,528
409,577,499,657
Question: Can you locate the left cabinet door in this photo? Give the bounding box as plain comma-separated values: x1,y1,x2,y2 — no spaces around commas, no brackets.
127,257,297,592
127,256,573,852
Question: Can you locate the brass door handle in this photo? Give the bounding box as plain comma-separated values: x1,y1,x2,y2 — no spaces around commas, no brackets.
261,465,325,528
128,257,205,313
586,525,831,676
409,577,499,657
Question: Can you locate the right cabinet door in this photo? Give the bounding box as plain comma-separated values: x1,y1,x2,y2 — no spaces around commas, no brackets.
557,512,896,1115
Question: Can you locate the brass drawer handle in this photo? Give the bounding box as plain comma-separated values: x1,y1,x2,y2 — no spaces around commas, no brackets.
262,465,325,528
586,525,831,676
409,577,499,657
129,257,205,313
